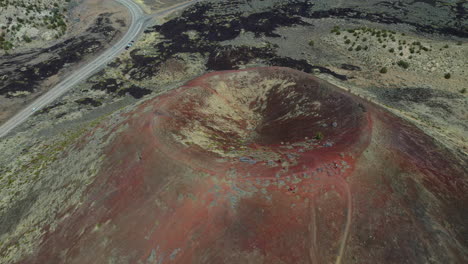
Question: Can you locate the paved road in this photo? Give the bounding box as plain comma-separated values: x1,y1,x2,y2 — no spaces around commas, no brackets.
0,0,197,138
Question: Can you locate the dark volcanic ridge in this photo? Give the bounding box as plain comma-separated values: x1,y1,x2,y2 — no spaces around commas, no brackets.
12,67,467,264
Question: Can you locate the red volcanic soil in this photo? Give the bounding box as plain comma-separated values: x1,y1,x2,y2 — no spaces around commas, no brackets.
23,67,467,263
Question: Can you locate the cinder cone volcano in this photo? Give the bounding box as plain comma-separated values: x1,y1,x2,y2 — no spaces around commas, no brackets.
23,67,467,263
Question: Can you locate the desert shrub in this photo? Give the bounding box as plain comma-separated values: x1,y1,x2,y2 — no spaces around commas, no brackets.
444,73,451,79
23,35,32,43
379,67,388,73
314,132,324,140
397,60,409,69
331,26,340,34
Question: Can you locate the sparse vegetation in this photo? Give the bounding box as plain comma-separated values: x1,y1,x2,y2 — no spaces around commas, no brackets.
0,0,69,52
336,26,445,66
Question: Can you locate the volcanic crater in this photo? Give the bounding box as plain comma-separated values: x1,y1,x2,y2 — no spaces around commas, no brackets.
21,67,468,264
154,68,369,170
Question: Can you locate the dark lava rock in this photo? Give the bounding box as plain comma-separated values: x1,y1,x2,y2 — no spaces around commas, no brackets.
75,98,102,107
379,87,460,103
341,64,362,71
117,85,152,99
91,78,120,93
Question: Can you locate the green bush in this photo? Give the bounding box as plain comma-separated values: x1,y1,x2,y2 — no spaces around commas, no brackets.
314,132,324,140
308,40,314,46
444,73,451,79
23,35,32,43
397,60,409,69
379,67,388,74
331,26,340,34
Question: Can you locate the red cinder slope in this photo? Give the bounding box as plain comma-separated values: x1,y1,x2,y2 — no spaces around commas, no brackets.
23,67,467,263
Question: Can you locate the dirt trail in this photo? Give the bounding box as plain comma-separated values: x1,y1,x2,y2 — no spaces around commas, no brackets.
335,179,352,264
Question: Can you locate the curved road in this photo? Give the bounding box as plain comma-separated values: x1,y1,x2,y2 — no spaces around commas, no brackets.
0,0,198,138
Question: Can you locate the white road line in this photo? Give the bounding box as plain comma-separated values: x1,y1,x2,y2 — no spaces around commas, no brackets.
0,0,199,138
